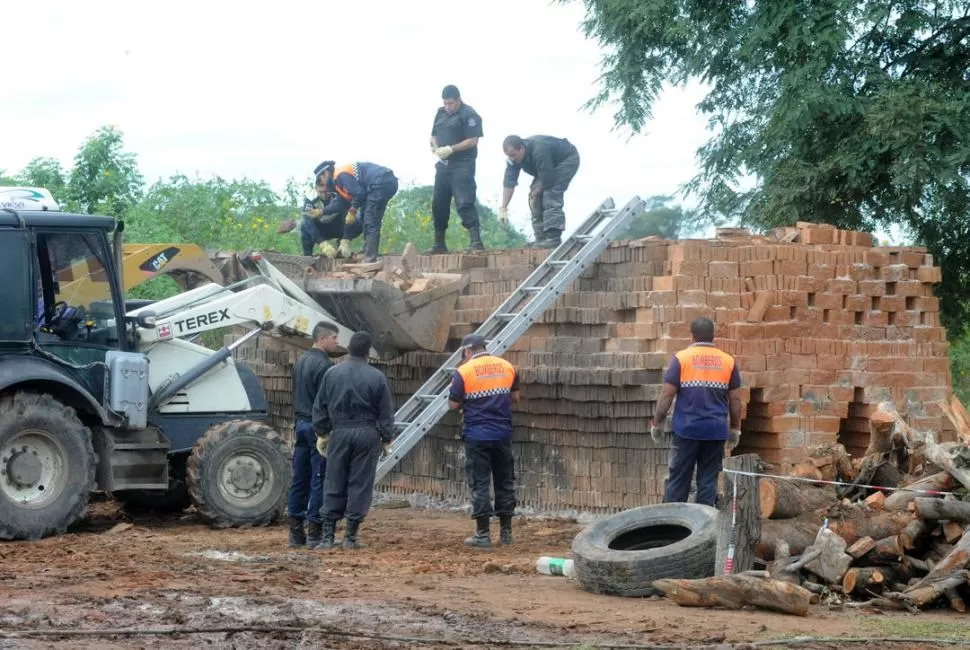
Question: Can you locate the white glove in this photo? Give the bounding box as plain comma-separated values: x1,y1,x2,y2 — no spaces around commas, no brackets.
434,146,454,161
316,434,329,457
727,428,741,451
650,423,664,445
498,206,509,223
320,240,337,258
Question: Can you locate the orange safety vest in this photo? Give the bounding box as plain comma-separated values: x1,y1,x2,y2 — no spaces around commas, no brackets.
332,163,359,203
674,345,736,390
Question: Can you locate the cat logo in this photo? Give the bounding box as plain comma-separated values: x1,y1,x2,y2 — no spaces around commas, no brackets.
138,247,180,273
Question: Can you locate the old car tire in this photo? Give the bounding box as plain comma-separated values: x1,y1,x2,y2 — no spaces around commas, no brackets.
187,420,290,528
0,392,95,540
571,502,718,597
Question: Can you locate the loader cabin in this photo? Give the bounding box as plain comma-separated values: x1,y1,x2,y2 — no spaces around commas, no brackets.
0,209,143,356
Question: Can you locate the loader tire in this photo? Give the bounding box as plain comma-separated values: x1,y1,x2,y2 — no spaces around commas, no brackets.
187,420,290,528
0,392,95,540
571,503,718,597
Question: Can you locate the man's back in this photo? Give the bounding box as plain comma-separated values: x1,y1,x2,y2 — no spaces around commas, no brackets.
293,348,332,420
320,359,395,436
452,353,518,441
666,343,740,440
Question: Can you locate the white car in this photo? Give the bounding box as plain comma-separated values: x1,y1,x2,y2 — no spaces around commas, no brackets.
0,186,60,210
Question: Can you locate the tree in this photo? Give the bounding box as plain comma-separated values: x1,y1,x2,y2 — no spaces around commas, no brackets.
619,195,699,240
68,126,144,218
16,157,69,206
570,0,970,329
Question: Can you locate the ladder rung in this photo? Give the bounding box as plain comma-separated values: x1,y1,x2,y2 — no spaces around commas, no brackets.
496,313,518,319
575,235,594,242
548,260,569,267
522,286,543,292
416,394,440,400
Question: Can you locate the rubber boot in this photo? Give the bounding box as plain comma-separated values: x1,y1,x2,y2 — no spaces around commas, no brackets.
337,238,352,258
464,516,492,549
499,515,513,545
535,229,563,249
316,518,337,550
300,233,315,257
305,521,323,549
425,230,448,255
342,519,366,550
287,517,306,548
466,226,485,252
363,232,380,263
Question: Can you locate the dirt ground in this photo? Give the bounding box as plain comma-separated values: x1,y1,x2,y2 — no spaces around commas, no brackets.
0,501,964,650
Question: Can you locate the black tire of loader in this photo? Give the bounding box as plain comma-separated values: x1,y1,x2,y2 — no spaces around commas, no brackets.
0,392,95,541
571,502,718,597
187,420,291,528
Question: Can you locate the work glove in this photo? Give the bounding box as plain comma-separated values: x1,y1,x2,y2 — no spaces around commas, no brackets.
346,208,358,226
650,422,665,445
316,434,329,457
306,207,323,219
727,428,741,451
337,239,352,258
498,206,509,223
381,441,393,459
320,240,337,258
276,218,297,234
434,146,454,161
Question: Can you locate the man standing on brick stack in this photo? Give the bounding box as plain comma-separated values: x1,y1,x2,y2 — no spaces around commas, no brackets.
448,334,520,548
313,331,396,550
287,321,339,549
650,316,743,507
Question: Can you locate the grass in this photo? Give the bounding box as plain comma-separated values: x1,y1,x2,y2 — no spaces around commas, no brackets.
860,617,970,641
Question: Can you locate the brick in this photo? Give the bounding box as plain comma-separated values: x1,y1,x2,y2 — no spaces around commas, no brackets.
917,266,943,284
709,261,740,277
858,280,886,296
880,264,911,282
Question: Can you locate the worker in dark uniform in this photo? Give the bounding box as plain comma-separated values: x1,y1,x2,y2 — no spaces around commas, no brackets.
313,160,399,263
427,84,485,254
287,321,339,548
650,317,743,507
448,334,520,548
277,164,361,258
500,135,581,248
313,330,396,550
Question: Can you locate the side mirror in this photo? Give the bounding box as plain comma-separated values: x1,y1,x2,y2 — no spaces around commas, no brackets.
126,310,157,330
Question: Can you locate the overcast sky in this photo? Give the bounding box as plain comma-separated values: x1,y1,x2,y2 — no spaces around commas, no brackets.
2,0,710,235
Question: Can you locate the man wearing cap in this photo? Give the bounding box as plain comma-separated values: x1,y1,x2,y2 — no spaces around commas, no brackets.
649,316,743,507
313,160,399,263
313,330,396,550
448,334,520,548
427,84,485,254
499,134,581,248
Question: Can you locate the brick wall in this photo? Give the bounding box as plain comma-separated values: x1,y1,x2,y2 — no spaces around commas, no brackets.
233,223,953,514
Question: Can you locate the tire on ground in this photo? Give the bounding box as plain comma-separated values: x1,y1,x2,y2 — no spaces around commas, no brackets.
117,453,191,514
0,392,95,540
187,420,291,528
571,502,718,597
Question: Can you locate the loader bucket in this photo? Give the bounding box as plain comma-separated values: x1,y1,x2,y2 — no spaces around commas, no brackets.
300,272,468,358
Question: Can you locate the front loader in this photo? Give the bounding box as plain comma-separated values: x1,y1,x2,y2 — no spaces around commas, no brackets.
0,208,464,541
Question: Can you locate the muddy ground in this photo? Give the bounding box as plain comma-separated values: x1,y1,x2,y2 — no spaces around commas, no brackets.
0,501,965,649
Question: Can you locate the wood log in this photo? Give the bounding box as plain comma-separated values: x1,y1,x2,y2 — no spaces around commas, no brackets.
911,497,970,524
652,575,813,616
867,535,904,565
927,542,956,563
874,401,924,448
923,435,970,491
902,524,970,607
937,396,970,445
847,536,876,559
871,462,904,492
943,521,964,543
866,411,897,456
757,508,916,560
864,491,886,510
843,567,892,596
898,519,930,553
768,541,793,582
884,472,956,511
716,454,762,575
803,528,852,585
791,462,824,482
945,587,967,613
759,479,833,520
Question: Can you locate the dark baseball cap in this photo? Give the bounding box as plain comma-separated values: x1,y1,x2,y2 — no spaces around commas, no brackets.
461,334,486,348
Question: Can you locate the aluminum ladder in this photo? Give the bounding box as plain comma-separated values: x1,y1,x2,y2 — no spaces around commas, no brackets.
374,196,647,482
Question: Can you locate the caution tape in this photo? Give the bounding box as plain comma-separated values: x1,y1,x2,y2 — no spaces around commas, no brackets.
722,467,957,496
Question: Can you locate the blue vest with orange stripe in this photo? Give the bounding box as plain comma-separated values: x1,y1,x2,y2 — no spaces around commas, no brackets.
663,342,741,441
449,353,518,441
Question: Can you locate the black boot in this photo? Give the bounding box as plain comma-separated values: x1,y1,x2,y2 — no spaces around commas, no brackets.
363,232,381,263
466,226,485,252
343,519,366,550
287,517,306,548
306,521,323,549
499,515,513,545
464,516,491,549
425,230,448,254
316,518,336,550
535,229,563,249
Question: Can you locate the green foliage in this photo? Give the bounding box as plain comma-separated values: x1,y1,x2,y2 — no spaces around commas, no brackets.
618,195,699,240
126,275,182,302
68,125,144,218
950,329,970,405
16,157,69,204
571,0,970,330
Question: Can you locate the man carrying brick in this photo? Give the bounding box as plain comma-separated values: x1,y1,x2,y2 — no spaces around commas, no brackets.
650,316,743,507
448,334,520,548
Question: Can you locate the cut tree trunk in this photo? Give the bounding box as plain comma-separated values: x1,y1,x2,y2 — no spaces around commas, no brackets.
757,508,915,560
843,567,893,596
923,436,970,492
866,411,897,456
759,479,833,520
652,575,814,616
902,524,970,607
803,528,852,585
716,454,762,575
884,472,956,511
847,536,876,559
898,519,930,553
867,535,904,565
910,497,970,524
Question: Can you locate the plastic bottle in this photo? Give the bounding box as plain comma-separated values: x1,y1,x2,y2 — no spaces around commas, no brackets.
536,556,575,578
